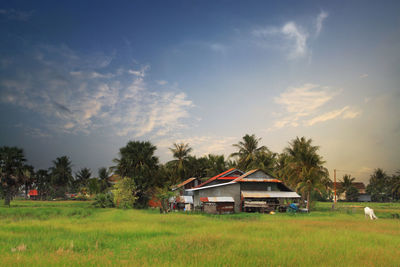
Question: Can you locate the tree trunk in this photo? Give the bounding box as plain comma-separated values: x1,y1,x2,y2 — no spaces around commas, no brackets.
4,189,11,206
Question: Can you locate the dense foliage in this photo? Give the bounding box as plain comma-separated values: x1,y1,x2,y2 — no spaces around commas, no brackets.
1,135,398,207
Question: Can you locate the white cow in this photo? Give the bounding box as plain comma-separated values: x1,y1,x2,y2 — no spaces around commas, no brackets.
364,207,378,220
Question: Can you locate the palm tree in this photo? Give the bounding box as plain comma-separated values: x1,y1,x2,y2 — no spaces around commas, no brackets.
76,168,92,187
247,151,277,175
98,167,110,192
230,134,267,170
206,154,227,177
296,166,326,211
0,146,26,206
50,156,73,198
284,136,327,187
339,174,356,196
112,140,159,207
168,143,192,180
283,137,329,208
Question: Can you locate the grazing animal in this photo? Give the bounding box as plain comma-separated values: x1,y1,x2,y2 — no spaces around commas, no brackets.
364,207,378,220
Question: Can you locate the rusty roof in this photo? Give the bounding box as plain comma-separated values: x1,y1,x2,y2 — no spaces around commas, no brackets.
200,197,234,202
195,168,244,188
241,191,300,198
233,169,282,183
172,177,197,190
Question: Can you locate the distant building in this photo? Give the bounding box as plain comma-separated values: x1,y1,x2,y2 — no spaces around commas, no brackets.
28,189,39,200
169,177,201,211
333,182,371,202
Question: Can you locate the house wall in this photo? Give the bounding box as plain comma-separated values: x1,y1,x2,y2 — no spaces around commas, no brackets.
193,183,241,212
240,182,280,191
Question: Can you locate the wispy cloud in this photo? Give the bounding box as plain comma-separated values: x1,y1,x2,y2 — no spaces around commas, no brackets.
306,106,361,126
252,11,328,59
315,11,328,36
270,84,361,130
281,22,308,58
0,44,194,137
0,8,34,21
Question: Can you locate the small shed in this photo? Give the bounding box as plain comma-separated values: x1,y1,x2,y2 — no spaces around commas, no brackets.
200,197,235,214
28,189,38,200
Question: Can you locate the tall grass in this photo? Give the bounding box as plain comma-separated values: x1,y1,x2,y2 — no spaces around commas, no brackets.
0,201,399,266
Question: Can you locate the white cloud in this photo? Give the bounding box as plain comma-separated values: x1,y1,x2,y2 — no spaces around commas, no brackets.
0,44,194,138
275,83,337,116
306,106,361,126
209,43,227,54
281,22,308,58
315,11,328,36
360,73,368,78
270,84,360,130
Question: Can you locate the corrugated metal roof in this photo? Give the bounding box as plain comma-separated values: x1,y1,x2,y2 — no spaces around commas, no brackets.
241,191,300,198
172,177,196,190
170,196,193,204
200,197,234,202
195,168,244,188
233,169,282,183
187,181,237,191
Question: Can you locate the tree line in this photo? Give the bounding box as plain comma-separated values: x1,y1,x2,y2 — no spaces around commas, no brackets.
1,135,399,207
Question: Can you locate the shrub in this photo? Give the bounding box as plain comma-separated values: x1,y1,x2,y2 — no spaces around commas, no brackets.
111,177,137,209
93,193,115,208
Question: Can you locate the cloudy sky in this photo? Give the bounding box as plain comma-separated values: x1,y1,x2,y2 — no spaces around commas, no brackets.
1,1,399,182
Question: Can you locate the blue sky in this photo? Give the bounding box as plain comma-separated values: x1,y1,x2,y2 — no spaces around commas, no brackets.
1,1,399,182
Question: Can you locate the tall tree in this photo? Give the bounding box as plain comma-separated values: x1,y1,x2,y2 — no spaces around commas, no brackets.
75,168,92,187
339,174,356,197
50,156,73,198
112,140,159,208
296,166,326,210
247,151,277,175
36,169,52,200
366,168,390,202
284,137,329,208
168,143,192,180
230,134,267,170
0,146,26,206
98,167,111,193
206,154,227,177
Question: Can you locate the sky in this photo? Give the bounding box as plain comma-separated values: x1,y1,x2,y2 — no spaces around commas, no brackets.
1,1,399,183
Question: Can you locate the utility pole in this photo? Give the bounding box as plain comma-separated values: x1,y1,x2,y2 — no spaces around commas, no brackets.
331,168,337,210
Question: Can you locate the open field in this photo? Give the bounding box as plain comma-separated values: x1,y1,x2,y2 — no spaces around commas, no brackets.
1,201,399,266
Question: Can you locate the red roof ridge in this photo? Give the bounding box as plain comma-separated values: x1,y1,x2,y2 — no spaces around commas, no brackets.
195,168,239,188
173,177,196,189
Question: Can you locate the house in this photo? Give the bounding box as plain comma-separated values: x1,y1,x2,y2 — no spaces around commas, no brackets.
169,177,201,211
188,169,300,214
28,189,39,200
195,168,244,188
333,182,371,202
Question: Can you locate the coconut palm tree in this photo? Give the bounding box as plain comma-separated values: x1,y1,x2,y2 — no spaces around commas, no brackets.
296,166,327,211
50,156,73,198
76,168,92,187
168,143,192,180
112,140,159,207
0,146,26,206
339,174,356,196
98,167,111,192
206,154,227,177
230,134,267,170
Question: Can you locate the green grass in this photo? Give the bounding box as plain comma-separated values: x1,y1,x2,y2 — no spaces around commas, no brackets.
0,201,399,266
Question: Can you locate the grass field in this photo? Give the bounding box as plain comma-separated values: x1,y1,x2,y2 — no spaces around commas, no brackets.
1,201,399,266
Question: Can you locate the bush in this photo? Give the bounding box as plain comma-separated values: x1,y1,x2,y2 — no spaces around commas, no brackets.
112,177,137,209
93,193,115,208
